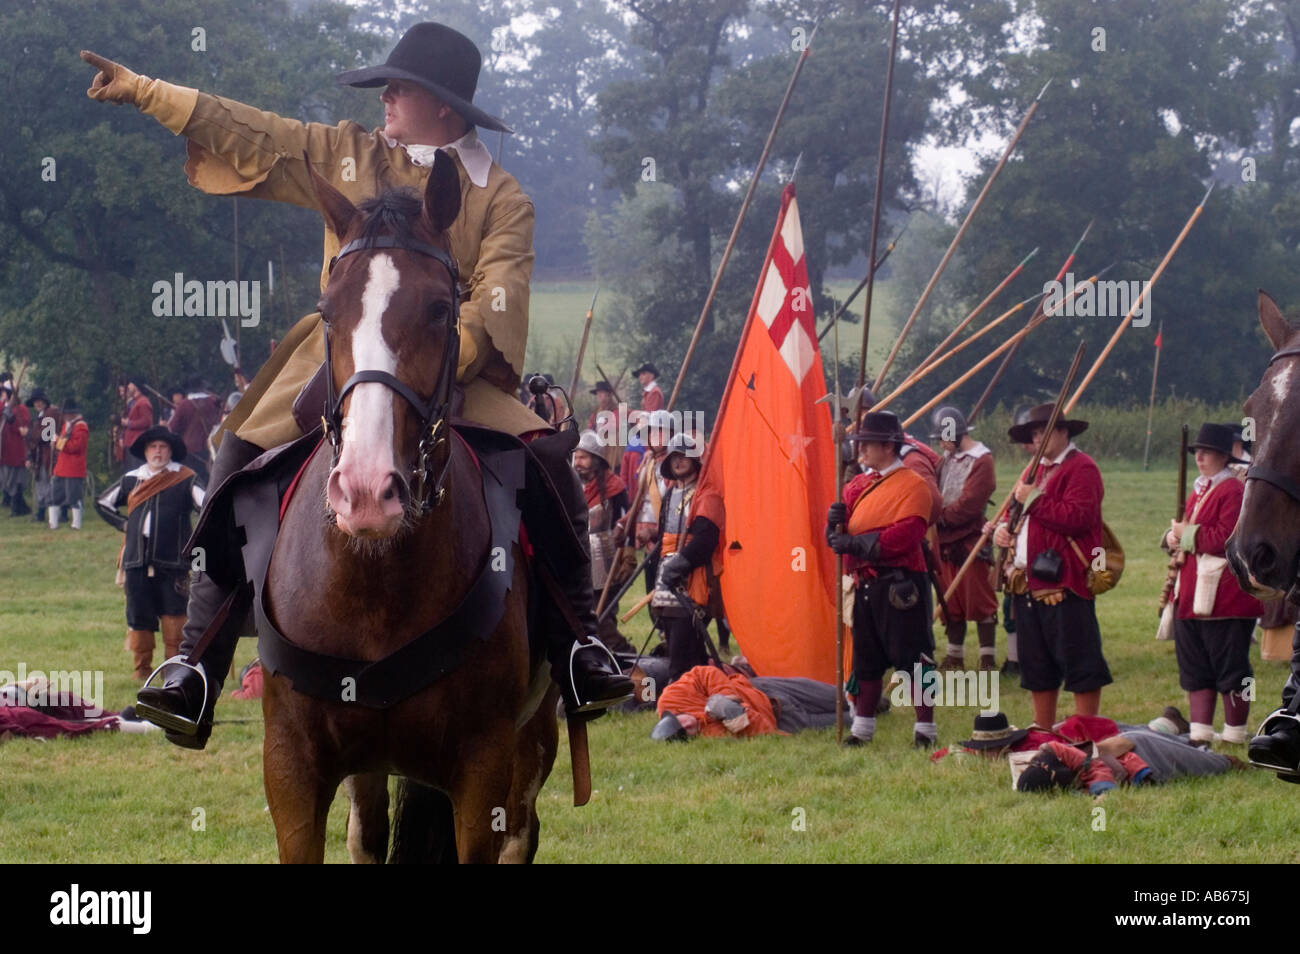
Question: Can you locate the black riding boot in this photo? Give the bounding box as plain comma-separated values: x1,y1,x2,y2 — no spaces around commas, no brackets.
1250,620,1300,777
527,429,633,714
135,433,264,749
10,489,30,517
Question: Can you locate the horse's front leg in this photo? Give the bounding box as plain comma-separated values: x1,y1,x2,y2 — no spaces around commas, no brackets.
343,773,390,864
446,722,518,864
263,675,342,864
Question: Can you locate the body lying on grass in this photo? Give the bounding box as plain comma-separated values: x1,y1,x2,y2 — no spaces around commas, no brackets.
931,710,1242,794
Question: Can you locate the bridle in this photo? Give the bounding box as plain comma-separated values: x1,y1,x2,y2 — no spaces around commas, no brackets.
320,233,461,513
1244,347,1300,506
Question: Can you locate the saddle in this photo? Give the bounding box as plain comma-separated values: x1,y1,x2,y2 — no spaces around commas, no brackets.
188,421,579,709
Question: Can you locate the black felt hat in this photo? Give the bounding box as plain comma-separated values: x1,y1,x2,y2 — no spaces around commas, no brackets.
1007,403,1088,445
1188,422,1245,464
962,712,1029,751
848,410,905,446
337,22,511,134
633,362,659,377
130,426,187,462
590,380,614,395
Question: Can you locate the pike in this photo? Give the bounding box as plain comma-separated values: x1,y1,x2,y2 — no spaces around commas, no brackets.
872,79,1052,393
567,286,600,397
966,220,1097,423
816,222,908,343
939,341,1086,613
666,17,821,411
855,0,903,412
832,289,847,743
886,265,1107,422
1142,320,1164,470
902,245,1040,385
1065,182,1214,414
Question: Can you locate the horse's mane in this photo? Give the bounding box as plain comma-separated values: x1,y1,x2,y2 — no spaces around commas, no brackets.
356,189,426,244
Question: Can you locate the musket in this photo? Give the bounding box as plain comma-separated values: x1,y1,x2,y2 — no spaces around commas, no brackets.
595,361,623,405
872,79,1052,392
995,341,1088,592
855,0,903,407
1159,423,1190,612
567,286,600,398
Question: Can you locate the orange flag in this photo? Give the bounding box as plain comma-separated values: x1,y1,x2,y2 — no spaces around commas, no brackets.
698,184,839,682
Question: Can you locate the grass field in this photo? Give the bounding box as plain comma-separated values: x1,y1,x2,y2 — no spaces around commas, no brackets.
2,455,1297,864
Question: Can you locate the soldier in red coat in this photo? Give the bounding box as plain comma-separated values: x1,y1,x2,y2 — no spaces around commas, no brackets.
50,398,90,530
1162,423,1262,746
118,377,154,469
929,406,999,671
0,380,32,516
993,404,1110,730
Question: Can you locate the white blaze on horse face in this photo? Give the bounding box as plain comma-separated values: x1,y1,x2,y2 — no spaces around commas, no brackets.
1271,364,1293,429
340,254,401,473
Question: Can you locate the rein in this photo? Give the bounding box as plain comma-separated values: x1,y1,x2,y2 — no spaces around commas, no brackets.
320,234,461,512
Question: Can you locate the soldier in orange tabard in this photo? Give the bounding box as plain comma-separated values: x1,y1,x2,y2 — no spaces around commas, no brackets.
651,434,724,682
827,411,939,748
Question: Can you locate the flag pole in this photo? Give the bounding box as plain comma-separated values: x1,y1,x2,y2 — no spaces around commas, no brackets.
567,286,600,397
872,79,1051,393
666,18,820,412
1066,182,1213,414
832,293,846,745
855,0,903,408
1142,320,1164,470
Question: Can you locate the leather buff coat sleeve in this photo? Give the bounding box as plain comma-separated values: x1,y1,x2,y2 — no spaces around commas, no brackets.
137,82,534,396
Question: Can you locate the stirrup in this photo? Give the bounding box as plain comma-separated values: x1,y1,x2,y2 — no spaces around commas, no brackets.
568,635,633,713
135,655,210,736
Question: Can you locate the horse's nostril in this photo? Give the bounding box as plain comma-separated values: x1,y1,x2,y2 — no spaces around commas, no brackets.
1253,543,1278,574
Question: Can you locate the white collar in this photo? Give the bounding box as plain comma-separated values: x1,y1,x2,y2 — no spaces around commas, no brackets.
643,380,660,392
873,459,904,477
130,461,182,480
951,441,990,461
1195,467,1233,492
387,128,492,188
1047,442,1077,466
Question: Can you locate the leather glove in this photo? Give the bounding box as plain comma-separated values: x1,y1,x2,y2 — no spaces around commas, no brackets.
826,502,847,544
455,325,478,382
828,530,880,562
659,552,690,589
81,51,145,105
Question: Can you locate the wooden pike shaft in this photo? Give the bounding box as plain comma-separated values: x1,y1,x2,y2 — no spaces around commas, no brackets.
1142,319,1163,470
856,0,903,397
666,23,818,412
872,81,1050,392
832,300,845,744
567,287,600,397
1065,184,1213,414
901,245,1039,385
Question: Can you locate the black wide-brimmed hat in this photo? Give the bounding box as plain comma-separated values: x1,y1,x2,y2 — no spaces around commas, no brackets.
1007,402,1088,444
130,426,187,462
336,22,511,134
633,362,659,377
848,410,904,446
1188,422,1245,463
24,387,49,407
590,380,614,395
962,712,1028,751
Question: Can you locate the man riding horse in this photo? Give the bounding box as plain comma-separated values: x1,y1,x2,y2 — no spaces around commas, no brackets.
82,22,632,748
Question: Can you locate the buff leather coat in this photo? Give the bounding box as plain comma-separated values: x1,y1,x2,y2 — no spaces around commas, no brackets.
140,82,545,449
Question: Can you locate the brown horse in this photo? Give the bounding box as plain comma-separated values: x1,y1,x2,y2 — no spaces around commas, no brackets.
1227,291,1300,601
258,153,557,863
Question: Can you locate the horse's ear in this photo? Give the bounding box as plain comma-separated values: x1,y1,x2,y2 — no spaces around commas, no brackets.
303,151,356,240
1259,289,1292,351
422,149,462,234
